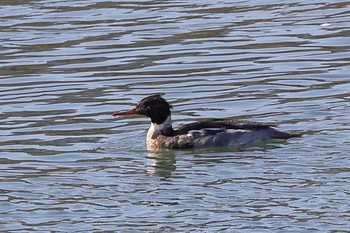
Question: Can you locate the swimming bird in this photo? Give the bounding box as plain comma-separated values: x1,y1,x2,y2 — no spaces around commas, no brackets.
112,94,300,150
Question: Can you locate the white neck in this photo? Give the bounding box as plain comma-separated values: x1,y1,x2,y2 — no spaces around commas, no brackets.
147,115,173,140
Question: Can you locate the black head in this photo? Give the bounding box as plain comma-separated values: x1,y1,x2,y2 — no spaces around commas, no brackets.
112,94,172,124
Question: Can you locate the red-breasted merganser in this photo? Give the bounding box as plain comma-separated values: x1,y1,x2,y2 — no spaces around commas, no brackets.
113,94,300,150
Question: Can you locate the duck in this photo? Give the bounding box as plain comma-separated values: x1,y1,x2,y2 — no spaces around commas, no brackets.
112,94,300,150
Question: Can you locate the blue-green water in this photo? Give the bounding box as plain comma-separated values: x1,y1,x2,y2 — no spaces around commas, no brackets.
1,0,350,231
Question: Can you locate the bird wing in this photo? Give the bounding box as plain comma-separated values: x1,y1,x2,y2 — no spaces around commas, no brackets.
177,119,275,135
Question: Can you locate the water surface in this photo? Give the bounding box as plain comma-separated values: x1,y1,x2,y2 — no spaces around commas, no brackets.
1,0,350,232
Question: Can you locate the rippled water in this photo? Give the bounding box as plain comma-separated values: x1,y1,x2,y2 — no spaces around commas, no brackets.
1,0,350,231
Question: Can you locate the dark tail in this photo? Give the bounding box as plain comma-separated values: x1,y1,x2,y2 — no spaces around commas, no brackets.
271,129,302,140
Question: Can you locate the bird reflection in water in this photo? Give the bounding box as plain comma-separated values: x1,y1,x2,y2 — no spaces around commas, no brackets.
146,150,176,177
